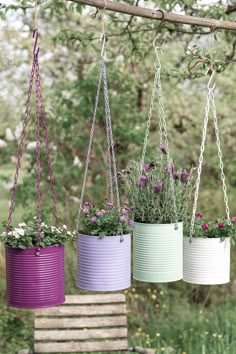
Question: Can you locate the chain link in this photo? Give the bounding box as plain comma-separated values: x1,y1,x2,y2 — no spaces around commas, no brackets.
156,68,178,226
210,91,231,224
190,89,212,241
35,61,59,227
140,68,159,171
6,59,36,234
76,61,103,232
102,59,121,212
34,54,41,249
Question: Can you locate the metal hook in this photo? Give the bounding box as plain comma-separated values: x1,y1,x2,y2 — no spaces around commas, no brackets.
33,29,40,58
153,41,163,70
206,68,216,91
100,33,106,60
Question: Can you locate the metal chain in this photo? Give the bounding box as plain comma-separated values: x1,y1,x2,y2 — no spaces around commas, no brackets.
210,91,231,224
6,59,36,234
102,59,121,212
140,68,159,172
34,53,41,249
190,89,212,241
35,61,59,227
76,61,103,232
156,68,179,226
103,60,114,204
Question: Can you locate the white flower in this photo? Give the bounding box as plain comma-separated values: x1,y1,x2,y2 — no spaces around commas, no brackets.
18,222,26,227
15,228,24,236
67,231,72,236
14,234,20,239
63,225,67,229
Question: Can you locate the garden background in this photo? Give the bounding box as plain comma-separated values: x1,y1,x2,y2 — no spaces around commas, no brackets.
0,1,236,353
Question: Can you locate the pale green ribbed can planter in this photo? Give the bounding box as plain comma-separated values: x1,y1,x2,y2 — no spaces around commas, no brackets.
133,222,183,283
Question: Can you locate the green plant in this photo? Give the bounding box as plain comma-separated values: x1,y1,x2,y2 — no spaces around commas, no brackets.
0,219,76,249
120,149,194,224
79,201,133,237
185,213,236,239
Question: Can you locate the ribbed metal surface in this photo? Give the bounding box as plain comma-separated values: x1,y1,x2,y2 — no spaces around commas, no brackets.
77,234,131,291
183,237,230,285
133,222,183,283
6,245,65,309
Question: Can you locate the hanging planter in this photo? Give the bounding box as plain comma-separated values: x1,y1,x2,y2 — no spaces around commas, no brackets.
133,222,183,282
6,244,65,308
77,233,131,291
120,40,193,283
0,30,75,308
183,70,233,285
76,35,131,291
183,236,230,285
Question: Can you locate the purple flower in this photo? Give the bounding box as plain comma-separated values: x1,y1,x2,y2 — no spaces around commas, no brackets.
96,210,105,217
138,175,150,188
128,220,135,228
173,172,180,180
84,202,92,207
119,215,127,224
123,201,129,206
106,202,114,208
121,208,128,215
160,144,167,155
90,216,97,222
195,212,203,219
154,180,163,194
143,163,153,172
82,208,89,214
180,169,189,183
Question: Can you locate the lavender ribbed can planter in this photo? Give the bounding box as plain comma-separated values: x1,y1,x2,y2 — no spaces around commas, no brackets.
77,234,131,291
6,245,65,309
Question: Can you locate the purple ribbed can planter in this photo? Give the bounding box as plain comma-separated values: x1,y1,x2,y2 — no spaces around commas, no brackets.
6,245,65,309
77,234,131,291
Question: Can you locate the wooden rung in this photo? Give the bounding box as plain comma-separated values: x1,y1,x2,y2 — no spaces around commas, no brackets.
34,327,128,341
35,304,126,317
35,316,127,329
64,294,126,304
34,340,128,353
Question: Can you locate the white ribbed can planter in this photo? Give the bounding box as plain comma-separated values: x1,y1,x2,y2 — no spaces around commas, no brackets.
77,234,131,291
133,222,183,283
183,237,230,285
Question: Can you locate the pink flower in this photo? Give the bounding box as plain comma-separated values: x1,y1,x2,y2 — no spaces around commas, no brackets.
90,216,97,222
195,213,203,219
154,180,163,194
84,202,92,207
232,216,236,222
138,175,150,188
180,169,189,183
202,224,209,231
106,202,114,208
82,208,89,214
160,143,167,155
128,220,135,228
218,222,224,228
121,208,128,215
96,210,106,217
119,215,127,224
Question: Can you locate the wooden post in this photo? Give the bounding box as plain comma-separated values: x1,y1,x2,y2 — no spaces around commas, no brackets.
69,0,236,31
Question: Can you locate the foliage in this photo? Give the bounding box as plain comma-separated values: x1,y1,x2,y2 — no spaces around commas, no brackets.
79,201,133,236
185,213,236,239
120,150,194,224
0,219,76,249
